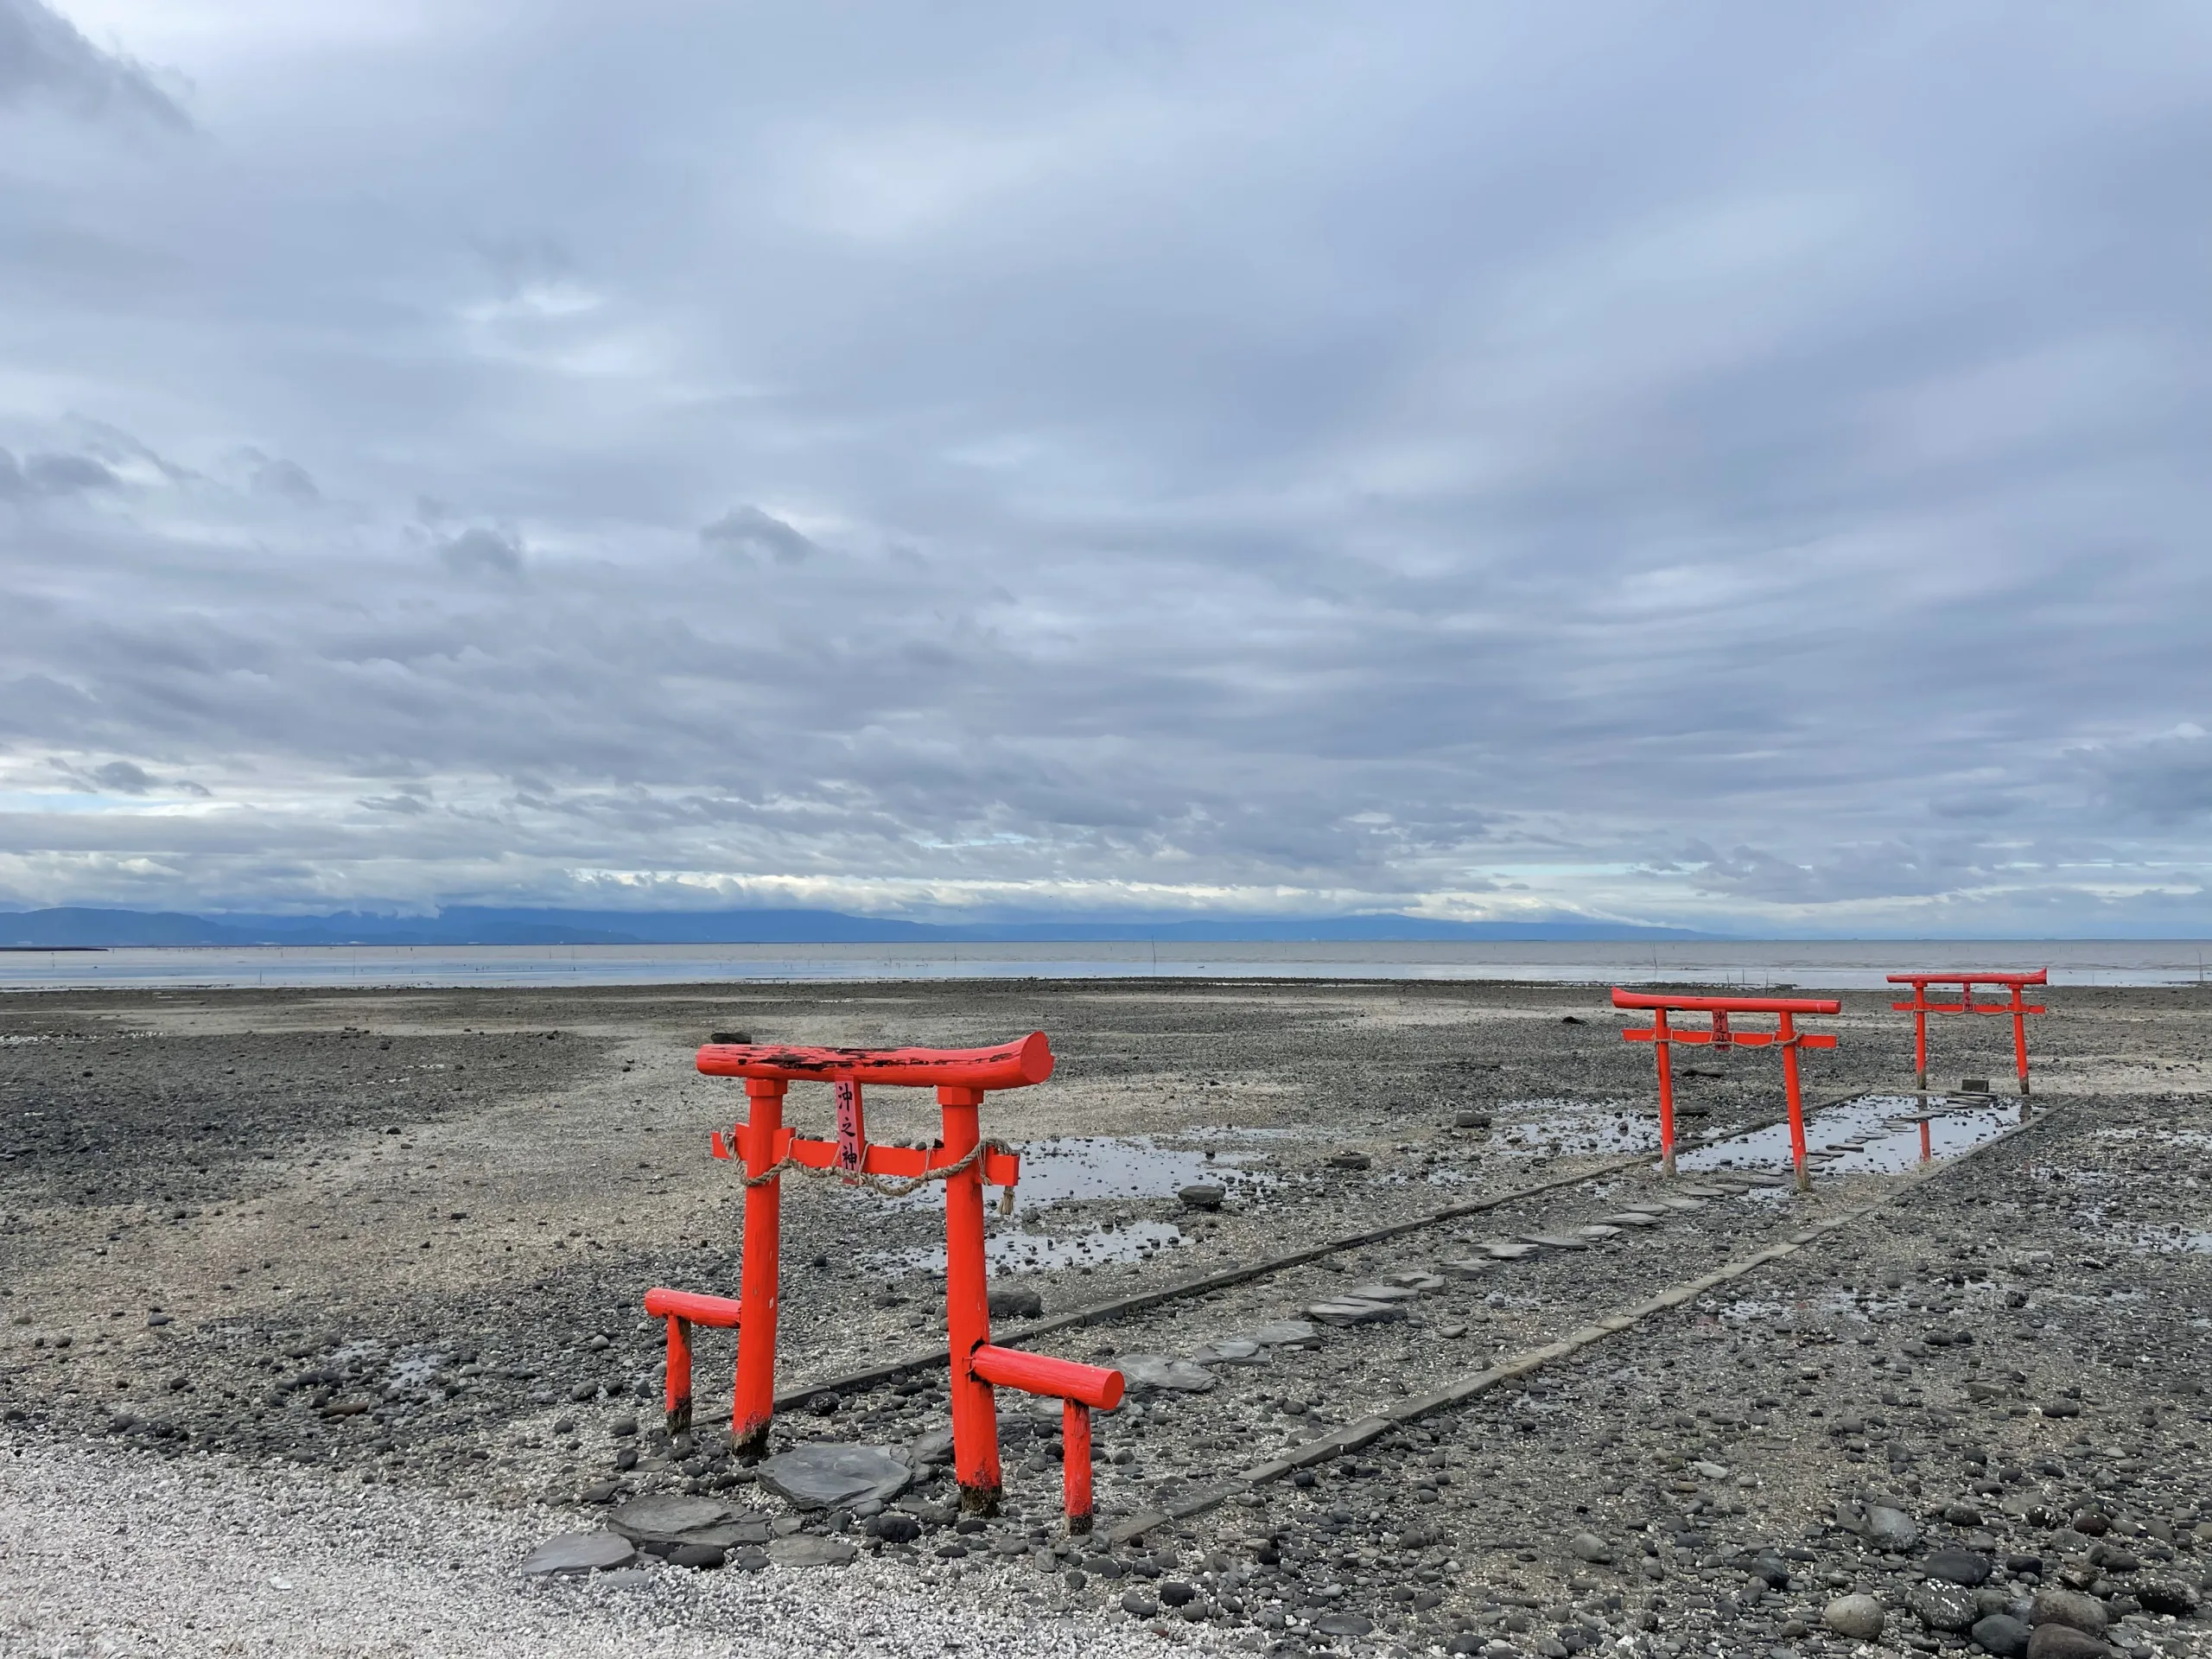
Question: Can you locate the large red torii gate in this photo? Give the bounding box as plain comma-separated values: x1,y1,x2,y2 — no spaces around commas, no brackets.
645,1032,1122,1525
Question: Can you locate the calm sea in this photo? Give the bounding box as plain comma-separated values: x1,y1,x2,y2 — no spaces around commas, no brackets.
1,938,2206,992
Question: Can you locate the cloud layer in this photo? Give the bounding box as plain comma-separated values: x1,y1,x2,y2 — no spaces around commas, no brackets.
3,2,2209,932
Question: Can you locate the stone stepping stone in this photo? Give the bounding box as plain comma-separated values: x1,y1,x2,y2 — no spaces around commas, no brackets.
767,1535,858,1567
1249,1319,1320,1346
1340,1282,1422,1303
1384,1269,1446,1291
1116,1353,1218,1391
1652,1197,1707,1211
1520,1232,1589,1250
1675,1185,1738,1198
755,1445,912,1510
1193,1338,1264,1365
1575,1224,1624,1241
1327,1152,1372,1171
1303,1299,1406,1326
519,1532,638,1576
1436,1257,1490,1278
1478,1239,1536,1260
607,1495,766,1553
1605,1212,1663,1227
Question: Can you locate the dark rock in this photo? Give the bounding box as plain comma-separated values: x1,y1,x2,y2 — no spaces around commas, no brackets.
1063,1569,1085,1591
1453,1111,1491,1129
1083,1554,1124,1579
1160,1581,1197,1607
804,1391,842,1416
1316,1613,1376,1637
668,1542,726,1570
1571,1531,1614,1565
869,1514,923,1544
2007,1555,2045,1578
1911,1583,1980,1632
1929,1548,1995,1586
2030,1589,2109,1637
755,1444,912,1510
518,1531,637,1577
2024,1627,2113,1659
1177,1184,1226,1211
606,1495,730,1541
1972,1613,2031,1657
2137,1578,2199,1617
608,1415,639,1438
1327,1152,1371,1171
988,1287,1044,1319
1866,1503,1922,1549
1122,1590,1159,1618
728,1546,769,1572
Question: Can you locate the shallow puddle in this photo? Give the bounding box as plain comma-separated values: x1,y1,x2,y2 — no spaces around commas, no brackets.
1489,1099,1658,1158
874,1217,1185,1275
995,1134,1276,1209
1681,1094,2018,1176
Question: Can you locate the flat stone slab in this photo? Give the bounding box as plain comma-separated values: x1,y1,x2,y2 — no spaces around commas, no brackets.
1521,1233,1589,1250
1339,1282,1422,1303
755,1445,912,1511
1385,1269,1446,1291
1436,1257,1490,1278
767,1535,858,1567
607,1495,734,1545
1653,1197,1707,1211
1249,1320,1321,1346
1605,1212,1664,1227
1303,1299,1406,1326
1576,1224,1624,1240
1116,1353,1217,1391
1478,1240,1537,1260
519,1531,639,1577
1194,1338,1263,1365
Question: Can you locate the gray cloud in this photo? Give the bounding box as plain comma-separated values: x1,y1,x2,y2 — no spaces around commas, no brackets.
0,3,2206,931
701,507,818,566
0,0,184,127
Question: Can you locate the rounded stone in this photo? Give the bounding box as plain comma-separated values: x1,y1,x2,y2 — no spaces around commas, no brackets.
2030,1588,2110,1637
1177,1184,1226,1211
1159,1580,1197,1607
1971,1612,2032,1658
1910,1582,1980,1632
668,1542,725,1570
1825,1593,1887,1640
1927,1548,1993,1587
2024,1626,2115,1659
1121,1590,1159,1618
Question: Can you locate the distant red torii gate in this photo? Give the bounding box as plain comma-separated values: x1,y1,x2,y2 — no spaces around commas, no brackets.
1887,969,2047,1097
1612,988,1841,1191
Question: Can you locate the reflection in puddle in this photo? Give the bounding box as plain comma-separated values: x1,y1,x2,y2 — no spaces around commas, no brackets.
1682,1094,2017,1175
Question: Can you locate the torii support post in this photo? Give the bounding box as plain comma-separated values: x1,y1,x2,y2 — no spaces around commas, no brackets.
1612,988,1841,1192
1886,969,2047,1106
692,1034,1054,1505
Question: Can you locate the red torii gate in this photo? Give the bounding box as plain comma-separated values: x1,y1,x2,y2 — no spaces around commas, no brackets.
1611,988,1840,1191
1887,969,2047,1097
645,1033,1123,1526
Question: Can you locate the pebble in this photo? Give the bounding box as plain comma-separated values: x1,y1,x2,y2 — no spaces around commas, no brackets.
1570,1531,1613,1564
1121,1590,1158,1618
667,1542,726,1570
1825,1593,1886,1640
1177,1184,1225,1211
1314,1613,1374,1637
988,1287,1045,1319
1972,1612,2032,1657
518,1532,637,1577
1326,1153,1371,1171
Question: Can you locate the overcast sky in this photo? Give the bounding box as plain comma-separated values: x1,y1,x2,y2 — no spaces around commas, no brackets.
3,2,2209,934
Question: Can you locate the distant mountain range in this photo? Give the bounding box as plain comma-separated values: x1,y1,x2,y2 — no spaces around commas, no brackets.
0,905,1716,948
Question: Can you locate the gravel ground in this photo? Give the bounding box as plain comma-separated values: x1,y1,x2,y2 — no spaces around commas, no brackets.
2,977,2207,1656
